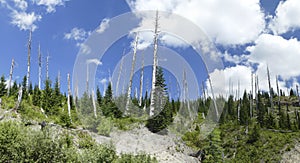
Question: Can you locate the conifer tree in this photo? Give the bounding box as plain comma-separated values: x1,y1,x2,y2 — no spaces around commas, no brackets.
96,86,102,106
32,85,41,107
240,91,250,125
0,75,7,97
146,67,173,133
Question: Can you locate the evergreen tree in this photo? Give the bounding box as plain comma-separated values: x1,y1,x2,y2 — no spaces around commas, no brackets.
257,92,266,127
289,88,295,97
265,113,275,129
0,75,7,97
21,76,28,100
28,82,33,95
240,91,250,125
104,83,113,104
247,124,260,144
32,85,41,107
41,79,58,115
101,83,122,118
53,78,62,107
96,86,102,106
9,81,18,98
146,67,173,133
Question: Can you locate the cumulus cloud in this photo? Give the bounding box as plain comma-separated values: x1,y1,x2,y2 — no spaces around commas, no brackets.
127,0,265,46
64,28,90,41
207,65,252,98
34,0,67,13
269,0,300,34
96,18,110,34
11,11,42,31
247,34,300,80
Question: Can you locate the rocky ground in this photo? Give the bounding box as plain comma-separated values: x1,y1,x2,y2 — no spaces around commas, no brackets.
92,126,199,163
281,143,300,163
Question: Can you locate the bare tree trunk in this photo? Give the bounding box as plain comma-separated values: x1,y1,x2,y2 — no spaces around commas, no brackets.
67,73,72,123
46,54,49,80
15,86,23,110
209,75,219,119
7,59,15,96
255,75,259,111
150,11,159,117
139,53,144,106
116,49,125,96
125,34,139,114
92,90,97,118
38,44,42,90
26,30,32,91
276,75,281,110
267,66,274,113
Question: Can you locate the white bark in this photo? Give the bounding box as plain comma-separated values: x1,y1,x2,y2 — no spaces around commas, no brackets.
276,75,280,107
267,66,274,112
67,73,72,122
46,54,49,80
125,34,139,114
7,59,14,96
26,31,32,91
92,90,97,118
15,86,23,110
139,53,144,107
149,11,159,117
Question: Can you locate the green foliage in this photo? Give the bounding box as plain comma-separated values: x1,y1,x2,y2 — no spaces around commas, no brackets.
80,143,117,163
116,153,158,163
146,67,174,133
97,117,113,136
0,75,7,97
32,85,41,106
0,121,78,162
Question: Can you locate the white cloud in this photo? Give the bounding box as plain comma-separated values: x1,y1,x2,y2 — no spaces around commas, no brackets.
127,0,265,46
64,28,90,41
269,0,300,34
247,34,300,80
34,0,67,13
11,11,41,31
96,18,110,34
86,59,102,65
207,65,252,98
13,0,27,11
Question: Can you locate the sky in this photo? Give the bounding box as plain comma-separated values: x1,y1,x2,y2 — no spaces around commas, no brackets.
1,0,300,100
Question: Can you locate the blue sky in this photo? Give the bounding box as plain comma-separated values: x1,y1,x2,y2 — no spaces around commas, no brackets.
1,0,300,99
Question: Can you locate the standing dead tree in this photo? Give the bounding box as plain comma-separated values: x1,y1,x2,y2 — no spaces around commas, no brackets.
267,66,274,113
7,59,15,96
38,44,42,89
125,33,139,114
139,52,145,107
26,30,32,91
46,54,50,80
150,11,160,117
276,75,281,111
67,73,72,122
